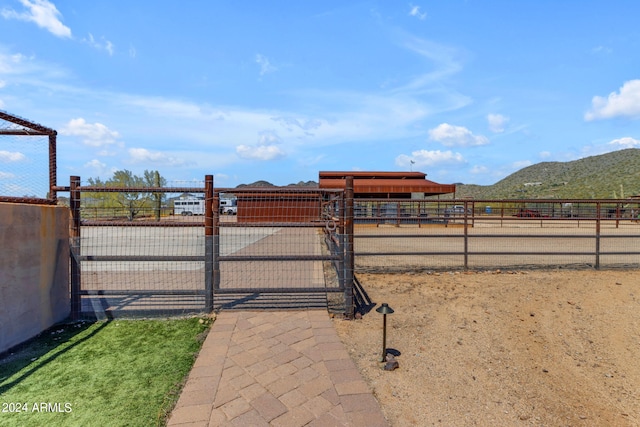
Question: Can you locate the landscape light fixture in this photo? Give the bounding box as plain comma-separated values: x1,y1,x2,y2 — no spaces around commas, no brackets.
376,302,394,362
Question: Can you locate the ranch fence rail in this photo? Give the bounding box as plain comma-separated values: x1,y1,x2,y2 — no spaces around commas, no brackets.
66,175,353,319
0,111,58,204
353,198,640,272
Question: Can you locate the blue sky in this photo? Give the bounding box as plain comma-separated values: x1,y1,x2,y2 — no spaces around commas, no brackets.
1,1,640,192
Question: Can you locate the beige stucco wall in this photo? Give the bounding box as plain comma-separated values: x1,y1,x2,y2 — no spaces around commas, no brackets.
0,203,69,353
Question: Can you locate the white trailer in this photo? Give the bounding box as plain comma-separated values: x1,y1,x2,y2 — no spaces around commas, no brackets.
174,197,206,216
220,198,237,215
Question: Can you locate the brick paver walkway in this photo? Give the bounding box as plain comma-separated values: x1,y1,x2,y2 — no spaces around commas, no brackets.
167,310,389,426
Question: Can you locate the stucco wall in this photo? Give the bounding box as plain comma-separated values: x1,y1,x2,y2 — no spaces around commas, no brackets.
0,203,69,353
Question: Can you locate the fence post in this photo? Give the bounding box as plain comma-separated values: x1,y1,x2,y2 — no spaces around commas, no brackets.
204,175,214,312
463,201,469,270
344,176,355,319
70,176,81,320
595,201,601,270
49,133,57,203
213,185,221,295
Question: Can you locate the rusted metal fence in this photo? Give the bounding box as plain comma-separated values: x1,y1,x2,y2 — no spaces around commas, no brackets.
353,199,640,272
69,176,213,319
68,176,353,319
0,111,57,204
210,185,350,313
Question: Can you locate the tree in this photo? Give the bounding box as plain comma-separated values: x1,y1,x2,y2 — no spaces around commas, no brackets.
143,170,167,221
85,170,167,221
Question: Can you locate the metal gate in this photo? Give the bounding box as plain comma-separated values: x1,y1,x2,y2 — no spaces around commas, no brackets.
210,186,353,313
69,176,354,319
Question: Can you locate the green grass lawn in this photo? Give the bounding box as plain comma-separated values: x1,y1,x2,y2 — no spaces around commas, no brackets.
0,317,211,427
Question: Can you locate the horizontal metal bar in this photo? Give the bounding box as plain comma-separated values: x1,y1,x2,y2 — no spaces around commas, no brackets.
596,252,640,256
355,252,600,257
79,255,205,262
216,187,343,194
81,290,204,296
214,287,343,294
355,234,458,239
354,234,640,239
0,130,52,136
77,186,205,193
355,252,463,256
0,196,56,205
81,220,204,227
221,221,330,228
220,255,341,262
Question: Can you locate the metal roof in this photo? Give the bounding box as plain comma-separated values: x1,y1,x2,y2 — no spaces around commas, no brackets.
319,171,455,198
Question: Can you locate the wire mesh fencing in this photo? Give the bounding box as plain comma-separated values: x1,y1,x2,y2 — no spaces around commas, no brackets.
70,176,213,319
353,199,640,272
212,188,350,313
0,111,57,203
69,179,352,318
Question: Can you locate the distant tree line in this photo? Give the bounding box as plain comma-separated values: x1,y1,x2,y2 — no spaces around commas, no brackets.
85,169,166,221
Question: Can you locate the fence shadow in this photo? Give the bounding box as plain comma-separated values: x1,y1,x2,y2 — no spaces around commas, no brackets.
0,320,107,394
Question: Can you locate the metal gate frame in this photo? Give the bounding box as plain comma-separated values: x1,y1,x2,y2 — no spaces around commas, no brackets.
68,175,356,319
211,180,354,318
69,175,213,319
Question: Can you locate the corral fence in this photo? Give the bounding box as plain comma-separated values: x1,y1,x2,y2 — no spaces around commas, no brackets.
353,198,640,272
0,111,57,204
66,175,354,319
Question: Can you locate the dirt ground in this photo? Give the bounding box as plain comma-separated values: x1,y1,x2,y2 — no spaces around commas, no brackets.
332,270,640,427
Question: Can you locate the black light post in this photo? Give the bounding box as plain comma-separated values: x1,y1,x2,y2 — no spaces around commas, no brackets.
376,303,394,362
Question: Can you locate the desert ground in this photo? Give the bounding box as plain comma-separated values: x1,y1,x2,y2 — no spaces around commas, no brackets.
332,269,640,427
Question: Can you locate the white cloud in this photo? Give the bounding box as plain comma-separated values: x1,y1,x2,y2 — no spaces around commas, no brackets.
0,80,5,88
272,116,323,133
0,52,24,74
84,159,107,172
394,37,465,94
585,80,640,121
487,113,509,133
539,151,551,159
608,137,640,148
1,0,71,38
236,144,285,161
256,54,276,76
409,4,427,20
428,123,489,147
470,165,488,174
60,118,120,147
258,130,282,145
105,41,114,56
128,148,186,166
591,45,612,54
0,150,27,162
83,33,115,56
395,149,465,168
0,171,16,179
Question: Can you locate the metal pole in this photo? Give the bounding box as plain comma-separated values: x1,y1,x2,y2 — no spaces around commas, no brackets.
70,176,81,320
463,201,469,270
213,187,221,294
595,201,601,270
204,175,214,311
344,176,355,319
49,133,57,203
380,313,387,362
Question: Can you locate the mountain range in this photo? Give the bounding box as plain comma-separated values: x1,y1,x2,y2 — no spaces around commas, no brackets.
238,149,640,200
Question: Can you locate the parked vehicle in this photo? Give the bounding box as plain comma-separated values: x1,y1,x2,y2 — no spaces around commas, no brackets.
174,197,205,216
514,208,545,218
220,198,237,215
445,205,472,215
